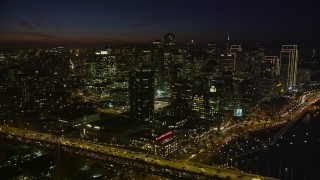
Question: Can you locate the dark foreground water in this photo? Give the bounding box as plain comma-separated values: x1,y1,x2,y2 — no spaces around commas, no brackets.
235,104,320,180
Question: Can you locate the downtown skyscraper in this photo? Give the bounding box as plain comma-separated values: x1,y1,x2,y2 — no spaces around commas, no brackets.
129,66,154,123
280,45,298,91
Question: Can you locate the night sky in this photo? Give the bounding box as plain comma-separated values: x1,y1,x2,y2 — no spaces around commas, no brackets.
1,0,320,48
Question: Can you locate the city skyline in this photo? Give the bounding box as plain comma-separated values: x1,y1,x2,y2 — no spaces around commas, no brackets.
1,1,320,179
1,0,320,48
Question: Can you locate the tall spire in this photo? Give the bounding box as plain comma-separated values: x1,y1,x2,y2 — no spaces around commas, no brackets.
226,31,230,55
227,31,230,41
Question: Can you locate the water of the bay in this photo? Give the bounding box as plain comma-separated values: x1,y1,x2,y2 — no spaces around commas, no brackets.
234,103,320,180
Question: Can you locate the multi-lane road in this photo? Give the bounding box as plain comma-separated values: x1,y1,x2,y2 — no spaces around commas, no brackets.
0,125,276,180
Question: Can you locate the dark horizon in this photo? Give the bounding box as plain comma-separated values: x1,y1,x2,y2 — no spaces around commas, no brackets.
0,38,319,51
1,0,320,49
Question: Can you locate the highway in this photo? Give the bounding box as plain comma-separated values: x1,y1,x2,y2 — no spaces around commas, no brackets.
180,91,320,173
235,92,320,159
0,125,276,180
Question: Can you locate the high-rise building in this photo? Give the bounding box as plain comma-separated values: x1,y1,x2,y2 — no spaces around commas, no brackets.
239,79,255,104
280,45,298,91
192,94,206,119
219,54,236,74
140,50,152,66
129,66,154,123
163,33,176,91
230,45,243,75
206,42,219,60
21,74,34,103
225,32,230,55
242,43,265,87
164,33,175,50
152,39,162,49
170,64,184,100
192,76,210,119
92,50,116,80
259,59,277,97
187,40,196,53
264,56,280,76
46,47,70,77
171,79,193,107
151,39,164,90
208,78,222,121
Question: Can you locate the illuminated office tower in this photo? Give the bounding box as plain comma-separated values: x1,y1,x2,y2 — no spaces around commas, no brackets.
129,66,154,123
280,45,298,91
208,78,222,121
192,94,206,119
163,33,176,91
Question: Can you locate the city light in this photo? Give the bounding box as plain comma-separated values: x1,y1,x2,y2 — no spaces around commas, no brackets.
0,1,319,179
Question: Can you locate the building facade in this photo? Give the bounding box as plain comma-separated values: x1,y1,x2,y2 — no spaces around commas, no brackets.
129,66,154,123
280,45,298,91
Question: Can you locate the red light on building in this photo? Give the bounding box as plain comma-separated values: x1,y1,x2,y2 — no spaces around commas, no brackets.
156,131,172,141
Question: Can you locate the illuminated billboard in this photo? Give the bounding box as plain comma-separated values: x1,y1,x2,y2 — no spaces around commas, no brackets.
234,108,243,117
156,131,172,141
